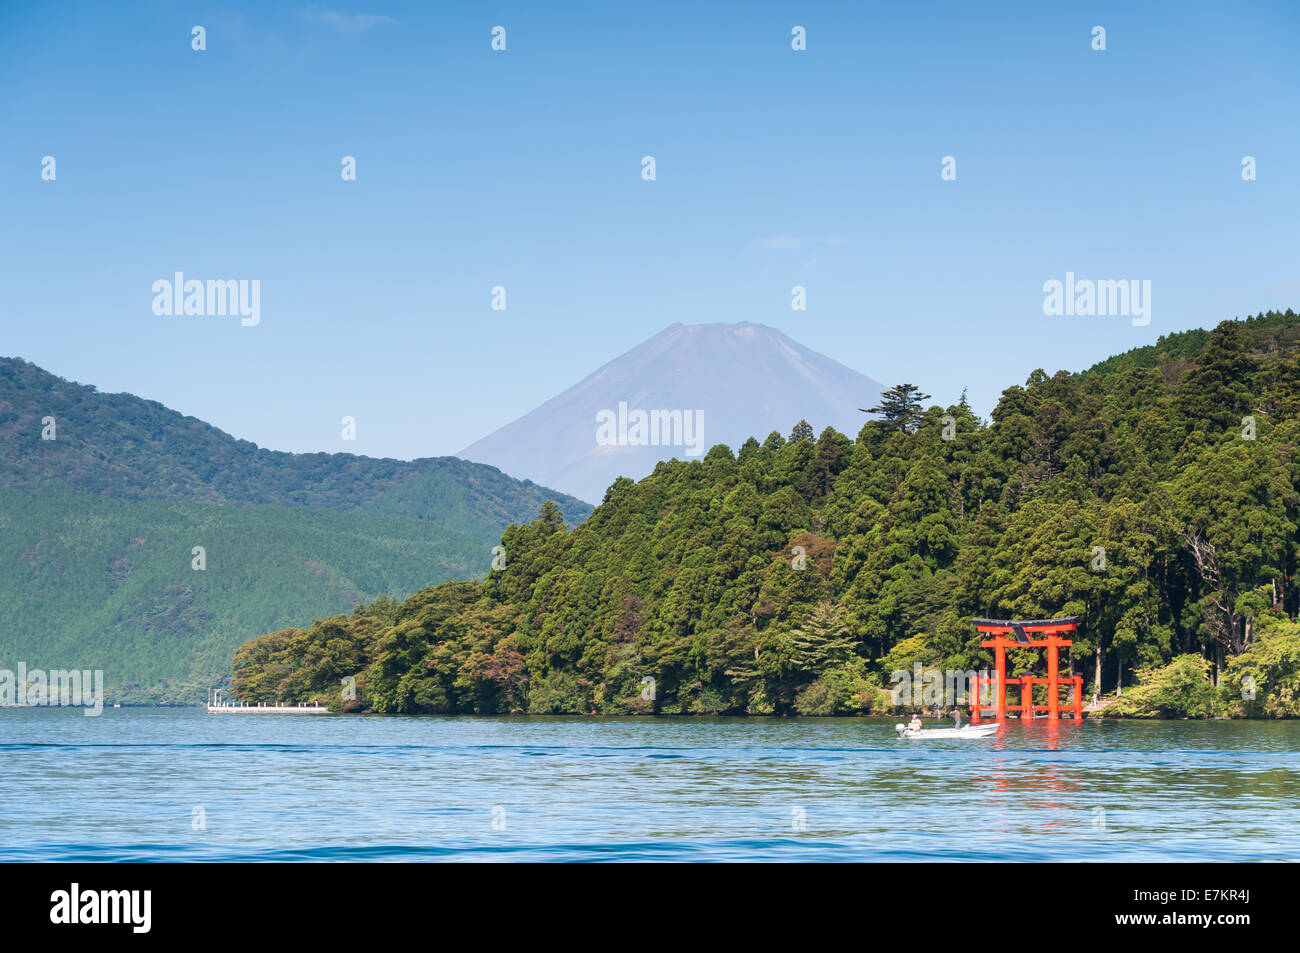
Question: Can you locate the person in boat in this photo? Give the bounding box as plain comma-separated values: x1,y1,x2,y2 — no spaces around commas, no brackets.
951,706,962,728
908,713,923,732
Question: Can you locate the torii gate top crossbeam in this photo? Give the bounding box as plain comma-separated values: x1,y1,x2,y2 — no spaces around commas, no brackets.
973,616,1079,633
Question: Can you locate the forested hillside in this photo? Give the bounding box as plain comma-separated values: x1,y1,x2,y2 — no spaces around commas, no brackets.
0,358,591,701
232,311,1300,717
0,356,592,532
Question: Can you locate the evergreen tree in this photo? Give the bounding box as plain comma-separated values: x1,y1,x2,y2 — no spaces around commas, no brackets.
861,383,932,433
789,420,815,443
789,601,856,672
1175,320,1260,432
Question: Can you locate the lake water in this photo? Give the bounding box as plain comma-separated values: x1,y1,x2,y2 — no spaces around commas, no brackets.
2,708,1297,861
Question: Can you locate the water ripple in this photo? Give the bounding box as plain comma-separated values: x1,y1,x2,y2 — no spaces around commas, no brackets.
1,710,1297,861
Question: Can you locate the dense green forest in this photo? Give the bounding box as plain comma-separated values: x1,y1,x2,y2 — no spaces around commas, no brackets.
233,311,1300,718
0,358,591,701
0,486,493,702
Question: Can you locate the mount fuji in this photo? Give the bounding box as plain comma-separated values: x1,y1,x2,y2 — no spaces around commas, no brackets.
459,322,887,505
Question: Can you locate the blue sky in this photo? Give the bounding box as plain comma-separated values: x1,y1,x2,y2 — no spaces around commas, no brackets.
2,0,1297,460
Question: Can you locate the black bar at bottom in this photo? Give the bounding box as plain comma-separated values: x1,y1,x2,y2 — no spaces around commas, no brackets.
0,861,1269,941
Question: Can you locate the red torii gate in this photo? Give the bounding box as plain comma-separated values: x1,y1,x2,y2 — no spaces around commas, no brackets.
970,617,1083,723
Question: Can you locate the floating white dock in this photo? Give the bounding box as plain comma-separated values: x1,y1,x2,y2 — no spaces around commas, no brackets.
207,702,329,714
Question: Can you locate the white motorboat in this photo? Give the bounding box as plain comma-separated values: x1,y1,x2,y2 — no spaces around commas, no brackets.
895,722,1000,739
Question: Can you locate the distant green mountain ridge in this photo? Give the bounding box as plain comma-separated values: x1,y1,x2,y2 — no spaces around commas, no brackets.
0,357,591,702
0,356,590,534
